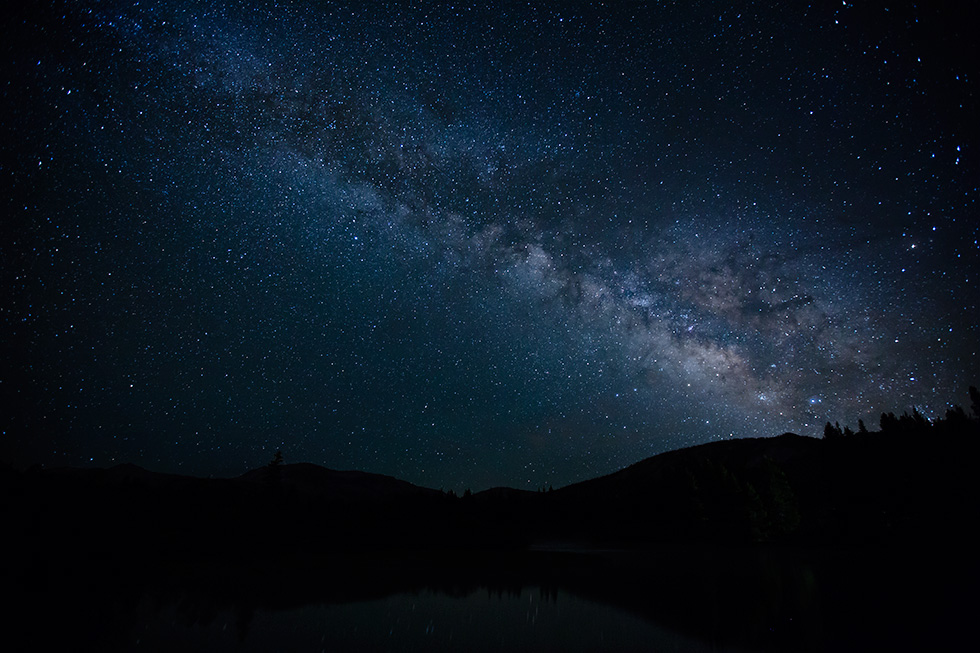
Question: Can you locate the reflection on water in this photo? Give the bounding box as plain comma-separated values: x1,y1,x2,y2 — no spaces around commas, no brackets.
12,547,977,652
129,586,732,652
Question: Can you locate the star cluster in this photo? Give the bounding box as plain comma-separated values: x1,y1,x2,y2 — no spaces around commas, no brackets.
2,1,977,489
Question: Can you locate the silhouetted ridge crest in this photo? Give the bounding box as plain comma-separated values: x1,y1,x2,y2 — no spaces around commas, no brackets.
239,462,444,501
7,387,979,550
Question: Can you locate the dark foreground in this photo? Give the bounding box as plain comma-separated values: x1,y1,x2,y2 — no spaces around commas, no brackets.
4,416,979,650
5,544,977,652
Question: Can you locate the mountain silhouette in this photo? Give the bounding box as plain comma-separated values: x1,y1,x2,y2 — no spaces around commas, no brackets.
6,384,980,559
5,406,979,653
238,462,444,502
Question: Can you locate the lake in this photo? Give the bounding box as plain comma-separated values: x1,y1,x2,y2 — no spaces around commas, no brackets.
10,546,976,651
127,585,735,652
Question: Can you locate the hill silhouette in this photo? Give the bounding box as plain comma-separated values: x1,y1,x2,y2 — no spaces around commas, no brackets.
4,390,980,652
6,397,979,555
238,462,444,502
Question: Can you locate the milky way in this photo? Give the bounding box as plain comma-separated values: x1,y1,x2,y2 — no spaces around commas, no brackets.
3,1,977,489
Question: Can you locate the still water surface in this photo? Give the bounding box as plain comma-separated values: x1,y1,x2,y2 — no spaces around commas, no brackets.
129,586,738,652
22,547,974,651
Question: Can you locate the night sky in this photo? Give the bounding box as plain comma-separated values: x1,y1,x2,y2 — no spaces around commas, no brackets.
3,1,977,491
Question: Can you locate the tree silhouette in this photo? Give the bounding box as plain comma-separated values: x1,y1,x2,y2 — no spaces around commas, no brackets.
945,405,969,425
880,412,899,433
760,457,800,539
267,450,283,492
824,421,844,440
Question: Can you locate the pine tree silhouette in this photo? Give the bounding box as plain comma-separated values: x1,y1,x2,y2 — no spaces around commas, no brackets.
267,450,283,492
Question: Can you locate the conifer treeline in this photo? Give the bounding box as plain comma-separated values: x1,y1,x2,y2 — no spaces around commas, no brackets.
823,386,980,441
